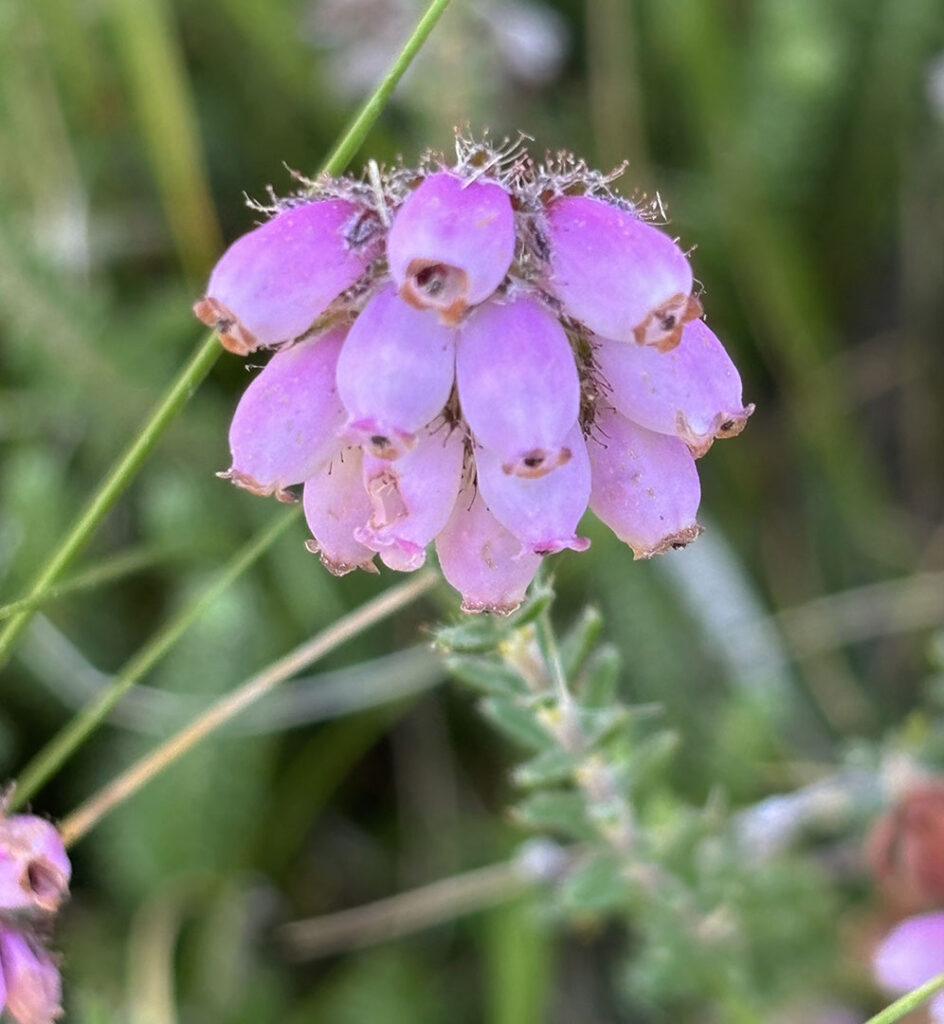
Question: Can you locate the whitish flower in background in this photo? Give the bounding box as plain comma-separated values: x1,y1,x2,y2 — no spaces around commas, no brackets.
0,813,69,1023
872,913,944,1022
195,133,753,613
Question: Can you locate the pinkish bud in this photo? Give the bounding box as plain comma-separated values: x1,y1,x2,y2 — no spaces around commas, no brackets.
0,929,62,1024
544,195,700,351
873,912,944,1022
194,200,380,354
302,447,377,576
594,320,753,457
435,484,542,614
222,328,346,500
337,286,457,460
456,297,580,478
474,423,591,555
387,172,515,324
356,426,465,571
587,406,702,558
0,817,70,916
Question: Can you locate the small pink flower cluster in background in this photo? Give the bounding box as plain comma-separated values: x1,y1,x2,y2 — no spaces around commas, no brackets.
867,781,944,1020
195,133,753,613
0,813,69,1023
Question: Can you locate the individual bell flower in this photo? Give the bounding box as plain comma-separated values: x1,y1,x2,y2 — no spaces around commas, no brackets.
303,446,377,576
356,426,465,571
872,913,944,1023
475,422,591,556
336,286,457,459
387,171,516,324
435,484,542,614
587,405,702,559
593,319,754,457
0,816,70,917
222,328,346,501
194,200,381,354
0,928,62,1024
543,195,701,351
456,296,580,477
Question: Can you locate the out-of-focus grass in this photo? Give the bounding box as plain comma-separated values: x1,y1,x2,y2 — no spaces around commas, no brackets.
1,0,943,1020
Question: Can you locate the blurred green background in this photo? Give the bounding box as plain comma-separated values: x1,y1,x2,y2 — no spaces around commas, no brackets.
1,0,943,1020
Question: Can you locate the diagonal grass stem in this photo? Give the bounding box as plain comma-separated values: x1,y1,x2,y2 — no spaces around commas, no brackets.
862,973,944,1024
11,507,300,809
0,330,220,672
58,569,438,846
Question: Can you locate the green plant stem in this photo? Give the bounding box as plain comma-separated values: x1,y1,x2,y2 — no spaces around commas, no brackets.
0,545,180,622
863,973,944,1024
11,507,299,810
319,0,454,176
0,330,220,672
59,569,438,847
0,0,455,674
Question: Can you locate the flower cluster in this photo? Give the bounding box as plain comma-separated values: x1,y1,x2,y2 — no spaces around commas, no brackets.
0,813,69,1023
195,134,753,613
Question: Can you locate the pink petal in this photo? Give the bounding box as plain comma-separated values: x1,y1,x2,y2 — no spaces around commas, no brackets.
435,485,542,614
0,816,70,916
587,406,702,558
544,195,700,351
356,426,466,571
456,296,580,477
387,172,515,323
474,422,591,555
594,320,753,457
0,929,62,1024
194,200,381,354
223,328,346,500
302,447,377,576
873,913,944,994
337,286,457,459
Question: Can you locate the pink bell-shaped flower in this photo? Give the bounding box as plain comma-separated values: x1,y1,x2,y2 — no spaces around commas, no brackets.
587,406,702,558
303,447,377,576
456,296,580,478
475,423,591,556
593,319,753,457
872,913,944,1023
435,485,542,614
544,195,700,351
194,200,381,354
0,816,70,917
337,286,457,460
356,426,465,571
0,929,62,1024
387,172,516,324
222,328,346,501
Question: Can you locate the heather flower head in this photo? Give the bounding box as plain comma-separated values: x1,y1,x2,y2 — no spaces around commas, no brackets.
197,132,754,613
0,813,69,1024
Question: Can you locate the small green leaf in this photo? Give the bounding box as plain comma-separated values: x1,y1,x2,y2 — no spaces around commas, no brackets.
434,617,503,654
447,655,528,695
558,849,630,913
576,644,621,708
479,697,555,752
513,746,577,789
560,605,604,678
512,790,595,841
